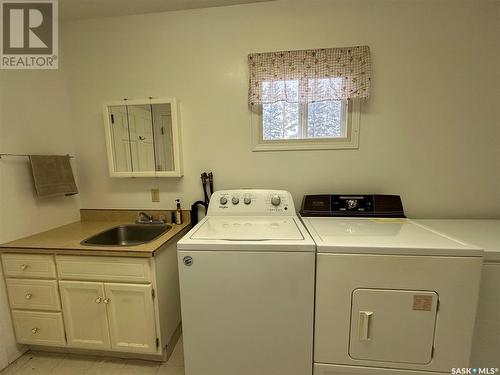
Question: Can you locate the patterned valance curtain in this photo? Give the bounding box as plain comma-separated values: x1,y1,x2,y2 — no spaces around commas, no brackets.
248,46,371,107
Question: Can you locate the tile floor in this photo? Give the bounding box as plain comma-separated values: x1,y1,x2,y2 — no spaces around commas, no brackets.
0,338,184,375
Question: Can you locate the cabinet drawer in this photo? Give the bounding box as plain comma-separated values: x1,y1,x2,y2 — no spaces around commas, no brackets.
56,256,152,283
6,279,61,311
1,254,56,279
12,310,65,346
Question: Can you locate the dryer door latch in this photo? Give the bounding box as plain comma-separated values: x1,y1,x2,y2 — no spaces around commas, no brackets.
358,311,373,341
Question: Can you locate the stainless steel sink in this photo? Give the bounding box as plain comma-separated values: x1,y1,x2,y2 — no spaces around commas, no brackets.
81,224,171,246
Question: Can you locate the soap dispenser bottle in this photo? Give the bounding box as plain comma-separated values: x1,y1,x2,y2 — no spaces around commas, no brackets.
175,199,182,225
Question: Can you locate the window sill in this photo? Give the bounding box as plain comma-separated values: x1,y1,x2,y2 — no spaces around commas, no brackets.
252,135,359,152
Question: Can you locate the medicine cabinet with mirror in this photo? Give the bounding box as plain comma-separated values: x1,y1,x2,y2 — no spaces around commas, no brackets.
103,98,183,177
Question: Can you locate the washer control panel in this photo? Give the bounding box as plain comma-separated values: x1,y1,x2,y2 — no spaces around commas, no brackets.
208,190,295,216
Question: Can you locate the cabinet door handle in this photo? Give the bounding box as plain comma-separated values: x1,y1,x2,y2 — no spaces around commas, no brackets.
95,297,102,304
20,264,28,271
31,328,39,334
25,293,33,300
103,298,111,304
359,311,373,341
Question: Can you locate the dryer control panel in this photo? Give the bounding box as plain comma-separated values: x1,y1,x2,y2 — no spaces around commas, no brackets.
300,194,405,217
208,189,295,216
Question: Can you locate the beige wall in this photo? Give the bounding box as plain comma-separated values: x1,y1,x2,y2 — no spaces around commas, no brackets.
0,55,80,368
63,0,500,219
0,0,497,369
0,68,80,241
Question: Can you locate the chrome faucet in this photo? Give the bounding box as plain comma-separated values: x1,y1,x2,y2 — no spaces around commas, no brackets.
136,212,165,224
137,212,153,222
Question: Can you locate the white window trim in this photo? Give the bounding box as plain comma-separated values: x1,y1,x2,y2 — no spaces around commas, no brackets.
250,99,360,152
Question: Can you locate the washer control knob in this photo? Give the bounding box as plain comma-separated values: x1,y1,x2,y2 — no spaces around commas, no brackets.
347,199,358,209
220,196,228,205
271,195,281,206
232,196,240,205
243,196,252,205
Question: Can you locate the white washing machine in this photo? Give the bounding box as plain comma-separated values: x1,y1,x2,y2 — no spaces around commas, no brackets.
300,194,483,375
177,189,315,375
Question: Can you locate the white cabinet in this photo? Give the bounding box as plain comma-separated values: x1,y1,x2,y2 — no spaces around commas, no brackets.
55,252,179,358
105,283,157,353
59,281,157,353
1,253,65,347
1,236,182,361
59,281,110,349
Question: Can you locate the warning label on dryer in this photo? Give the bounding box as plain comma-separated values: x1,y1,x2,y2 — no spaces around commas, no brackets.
413,295,433,311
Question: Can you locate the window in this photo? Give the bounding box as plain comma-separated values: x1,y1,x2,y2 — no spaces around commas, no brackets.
253,97,359,151
260,79,349,141
252,78,359,150
262,98,348,141
248,46,370,151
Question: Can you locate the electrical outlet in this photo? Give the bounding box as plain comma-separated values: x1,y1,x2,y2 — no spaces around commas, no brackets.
151,188,160,202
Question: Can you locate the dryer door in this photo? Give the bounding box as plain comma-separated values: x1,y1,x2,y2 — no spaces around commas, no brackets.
349,288,438,364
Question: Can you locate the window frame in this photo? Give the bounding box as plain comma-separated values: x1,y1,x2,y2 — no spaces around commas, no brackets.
251,99,360,151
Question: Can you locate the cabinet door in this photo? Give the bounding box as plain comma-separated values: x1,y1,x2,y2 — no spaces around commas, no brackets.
59,281,110,349
104,283,157,353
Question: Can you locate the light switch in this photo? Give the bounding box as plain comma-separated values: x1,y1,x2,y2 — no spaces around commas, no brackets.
151,188,160,202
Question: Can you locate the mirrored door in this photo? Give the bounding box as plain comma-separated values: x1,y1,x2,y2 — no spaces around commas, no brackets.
103,98,182,178
108,105,132,173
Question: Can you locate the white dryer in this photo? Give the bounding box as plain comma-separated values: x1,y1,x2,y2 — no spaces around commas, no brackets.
300,194,483,375
178,189,315,375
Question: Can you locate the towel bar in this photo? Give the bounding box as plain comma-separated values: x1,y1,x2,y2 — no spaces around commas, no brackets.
0,153,74,159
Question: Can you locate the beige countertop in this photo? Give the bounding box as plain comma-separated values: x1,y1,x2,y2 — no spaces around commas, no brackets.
0,219,191,258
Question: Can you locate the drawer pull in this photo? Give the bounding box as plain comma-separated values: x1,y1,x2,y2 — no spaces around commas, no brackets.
20,264,28,271
103,298,111,304
95,297,102,304
25,293,33,300
31,328,39,334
